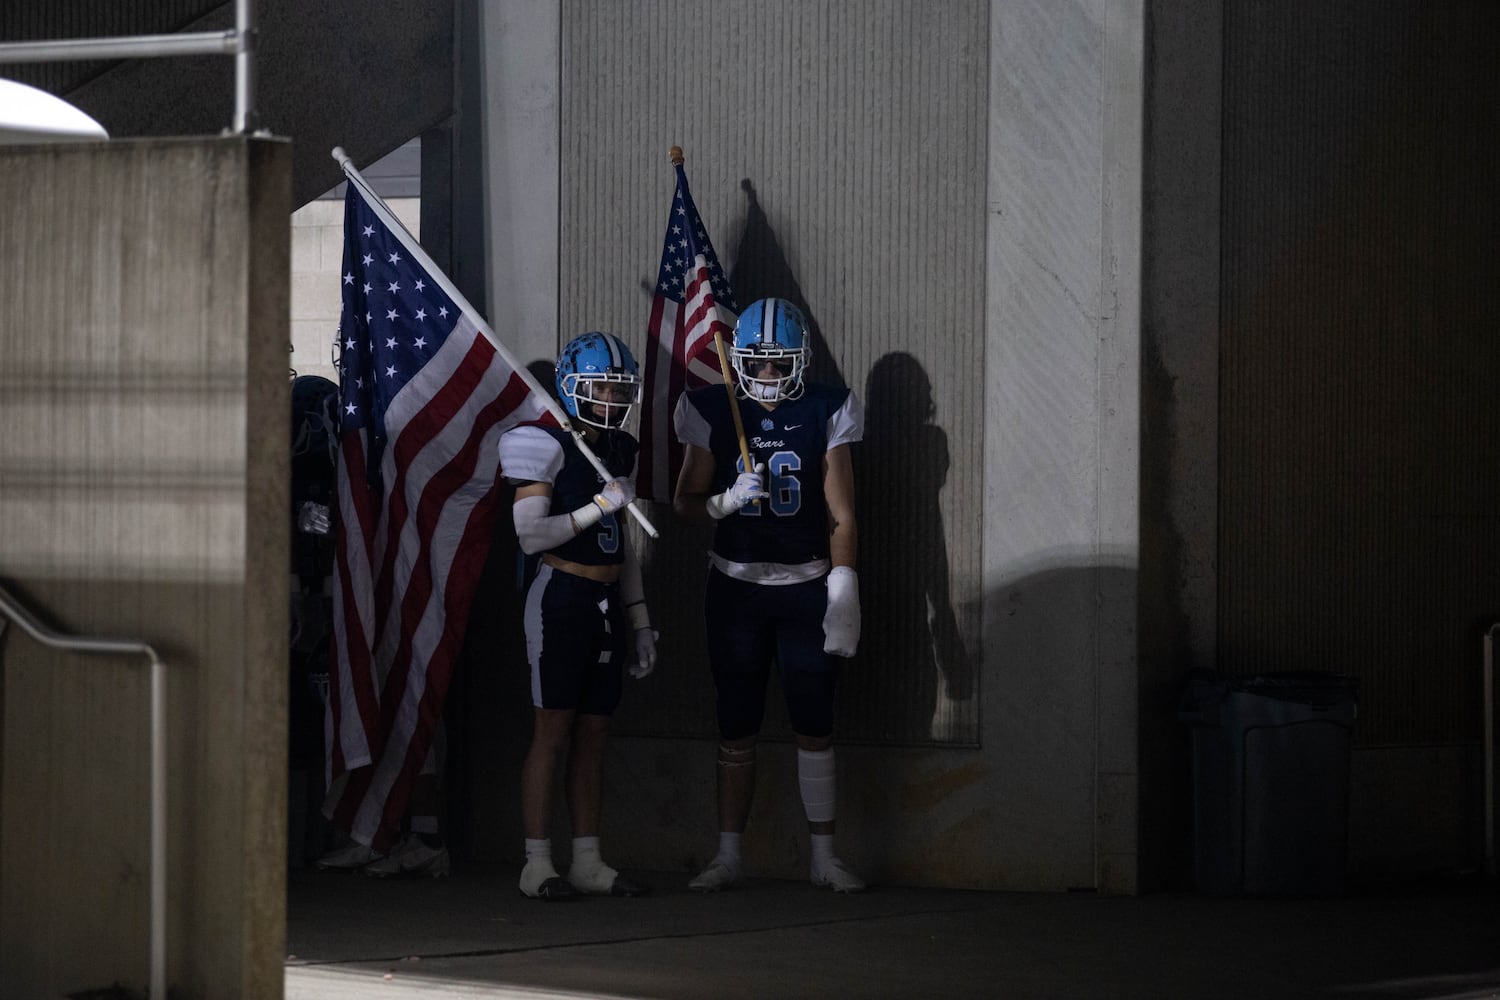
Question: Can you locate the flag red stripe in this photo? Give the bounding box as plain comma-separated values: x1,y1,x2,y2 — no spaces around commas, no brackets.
376,337,497,738
372,378,536,840
327,181,559,850
342,341,550,849
332,430,382,754
638,165,736,506
366,335,494,678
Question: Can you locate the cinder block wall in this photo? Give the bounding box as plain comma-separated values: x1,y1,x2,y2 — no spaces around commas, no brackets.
0,138,290,999
292,194,420,383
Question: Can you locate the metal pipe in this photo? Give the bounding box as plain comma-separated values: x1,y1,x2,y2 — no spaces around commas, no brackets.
0,31,237,64
232,0,258,134
0,582,166,1000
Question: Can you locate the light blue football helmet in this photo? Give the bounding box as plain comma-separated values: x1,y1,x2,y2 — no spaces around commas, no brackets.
555,332,642,430
731,297,808,402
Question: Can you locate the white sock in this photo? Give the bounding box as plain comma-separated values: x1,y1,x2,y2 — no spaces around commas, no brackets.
710,831,743,870
571,836,611,873
520,839,560,895
569,836,620,892
524,838,556,874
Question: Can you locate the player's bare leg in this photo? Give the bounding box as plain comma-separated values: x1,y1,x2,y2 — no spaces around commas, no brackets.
689,736,757,891
565,713,649,896
518,707,578,899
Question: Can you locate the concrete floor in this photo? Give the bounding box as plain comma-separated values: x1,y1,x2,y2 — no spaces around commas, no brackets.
285,864,1500,999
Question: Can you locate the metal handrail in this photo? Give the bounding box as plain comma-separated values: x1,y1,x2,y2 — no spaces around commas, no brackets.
0,582,166,1000
0,0,258,133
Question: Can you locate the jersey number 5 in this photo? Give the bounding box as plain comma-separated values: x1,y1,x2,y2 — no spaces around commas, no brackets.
597,513,619,553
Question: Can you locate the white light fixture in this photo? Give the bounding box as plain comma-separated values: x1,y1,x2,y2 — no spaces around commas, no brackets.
0,78,108,144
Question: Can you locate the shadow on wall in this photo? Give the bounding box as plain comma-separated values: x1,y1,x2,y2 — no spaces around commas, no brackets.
846,352,977,744
729,179,846,392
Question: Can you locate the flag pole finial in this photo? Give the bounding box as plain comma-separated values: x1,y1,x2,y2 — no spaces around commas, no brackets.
669,145,684,166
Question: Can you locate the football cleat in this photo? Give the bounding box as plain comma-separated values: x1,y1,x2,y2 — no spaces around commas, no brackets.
314,841,383,872
569,861,651,897
688,859,745,893
519,858,580,901
811,857,866,894
361,836,450,879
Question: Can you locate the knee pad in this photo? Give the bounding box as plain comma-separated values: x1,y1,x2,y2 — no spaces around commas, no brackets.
797,747,837,823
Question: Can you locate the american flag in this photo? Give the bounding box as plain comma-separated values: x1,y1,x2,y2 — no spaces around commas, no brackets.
325,176,553,851
638,161,738,501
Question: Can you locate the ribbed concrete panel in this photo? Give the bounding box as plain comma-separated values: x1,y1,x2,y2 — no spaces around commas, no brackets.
561,0,986,745
1219,2,1500,746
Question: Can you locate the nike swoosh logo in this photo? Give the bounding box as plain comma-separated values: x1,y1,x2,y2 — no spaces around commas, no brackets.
784,424,802,430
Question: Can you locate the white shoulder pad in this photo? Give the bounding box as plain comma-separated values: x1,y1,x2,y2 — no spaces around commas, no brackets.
498,425,564,484
826,391,864,449
673,392,712,450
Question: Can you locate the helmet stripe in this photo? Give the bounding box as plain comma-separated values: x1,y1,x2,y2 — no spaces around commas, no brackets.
763,300,776,345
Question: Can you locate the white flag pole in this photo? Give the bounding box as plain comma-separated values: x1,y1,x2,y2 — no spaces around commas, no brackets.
332,147,658,539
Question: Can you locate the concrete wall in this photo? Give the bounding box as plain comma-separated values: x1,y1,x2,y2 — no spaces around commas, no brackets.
0,138,290,999
475,0,1143,892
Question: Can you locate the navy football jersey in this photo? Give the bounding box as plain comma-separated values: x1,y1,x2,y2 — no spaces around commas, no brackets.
675,383,862,576
498,424,638,566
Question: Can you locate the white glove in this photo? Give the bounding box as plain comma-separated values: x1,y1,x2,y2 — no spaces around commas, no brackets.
626,602,656,679
569,478,633,531
822,566,860,657
593,478,635,514
630,628,659,680
706,463,768,519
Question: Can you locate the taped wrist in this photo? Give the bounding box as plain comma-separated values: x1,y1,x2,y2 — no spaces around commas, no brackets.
626,600,651,631
570,497,605,530
704,491,737,520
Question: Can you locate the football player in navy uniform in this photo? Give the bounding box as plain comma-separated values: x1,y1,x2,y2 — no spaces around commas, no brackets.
499,332,657,900
673,298,866,893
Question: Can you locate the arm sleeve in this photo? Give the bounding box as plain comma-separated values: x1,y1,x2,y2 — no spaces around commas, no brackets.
498,426,565,484
673,392,712,449
826,391,865,450
512,494,583,555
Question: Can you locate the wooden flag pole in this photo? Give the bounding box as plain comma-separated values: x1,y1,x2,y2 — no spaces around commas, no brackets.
713,329,755,484
670,144,756,496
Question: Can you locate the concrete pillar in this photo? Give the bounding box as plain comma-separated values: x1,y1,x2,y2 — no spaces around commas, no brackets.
0,137,290,999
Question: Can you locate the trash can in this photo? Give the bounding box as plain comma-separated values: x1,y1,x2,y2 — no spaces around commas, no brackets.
1181,671,1358,896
